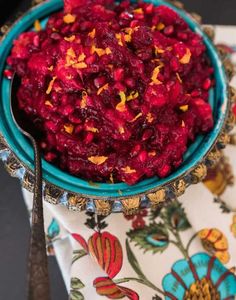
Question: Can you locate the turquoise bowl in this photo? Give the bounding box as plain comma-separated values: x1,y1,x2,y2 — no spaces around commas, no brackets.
0,0,229,213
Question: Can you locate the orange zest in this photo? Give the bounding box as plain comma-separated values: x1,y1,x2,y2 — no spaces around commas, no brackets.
88,156,108,165
63,14,76,24
46,76,57,94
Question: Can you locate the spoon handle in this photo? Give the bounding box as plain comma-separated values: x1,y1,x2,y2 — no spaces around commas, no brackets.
28,138,50,300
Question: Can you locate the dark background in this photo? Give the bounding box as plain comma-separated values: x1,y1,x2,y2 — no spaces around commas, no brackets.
1,0,236,26
0,1,235,299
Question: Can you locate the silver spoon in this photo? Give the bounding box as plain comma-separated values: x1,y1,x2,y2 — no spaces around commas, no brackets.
11,73,50,300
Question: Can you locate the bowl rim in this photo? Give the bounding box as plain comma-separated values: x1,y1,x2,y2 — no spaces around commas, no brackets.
0,0,229,200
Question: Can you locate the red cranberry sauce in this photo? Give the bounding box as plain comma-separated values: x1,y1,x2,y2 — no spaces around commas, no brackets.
7,0,214,185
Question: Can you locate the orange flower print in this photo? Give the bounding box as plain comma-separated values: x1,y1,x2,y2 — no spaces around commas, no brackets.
203,156,234,196
88,232,139,300
88,231,123,278
230,215,236,238
94,277,139,300
198,228,230,264
233,103,236,119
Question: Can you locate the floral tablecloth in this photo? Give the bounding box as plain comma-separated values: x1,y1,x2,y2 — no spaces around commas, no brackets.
23,25,236,300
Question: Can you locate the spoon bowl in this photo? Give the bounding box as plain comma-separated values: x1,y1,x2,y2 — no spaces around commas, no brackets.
10,74,41,139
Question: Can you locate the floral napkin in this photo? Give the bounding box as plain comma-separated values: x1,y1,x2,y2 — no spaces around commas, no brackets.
22,25,236,300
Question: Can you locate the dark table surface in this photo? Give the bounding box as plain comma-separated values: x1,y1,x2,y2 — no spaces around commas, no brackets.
0,1,236,299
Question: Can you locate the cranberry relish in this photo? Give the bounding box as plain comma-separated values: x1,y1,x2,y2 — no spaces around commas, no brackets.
7,0,214,185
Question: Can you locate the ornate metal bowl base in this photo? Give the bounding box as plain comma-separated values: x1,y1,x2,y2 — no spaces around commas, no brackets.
0,0,235,215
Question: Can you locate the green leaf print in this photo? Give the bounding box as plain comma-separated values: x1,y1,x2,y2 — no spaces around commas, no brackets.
72,249,88,265
71,277,85,290
161,201,191,231
152,294,162,300
70,290,84,300
127,223,169,253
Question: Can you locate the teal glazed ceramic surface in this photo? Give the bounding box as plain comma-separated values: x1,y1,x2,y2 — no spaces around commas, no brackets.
0,0,230,213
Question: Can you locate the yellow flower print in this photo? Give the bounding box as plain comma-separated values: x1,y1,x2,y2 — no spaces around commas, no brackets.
198,228,230,264
231,215,236,238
